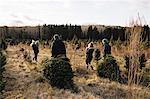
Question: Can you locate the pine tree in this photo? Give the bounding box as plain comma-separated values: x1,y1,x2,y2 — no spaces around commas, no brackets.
0,51,6,92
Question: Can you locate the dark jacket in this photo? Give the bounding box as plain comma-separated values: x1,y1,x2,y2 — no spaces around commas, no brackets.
86,48,94,64
86,48,94,60
32,44,39,54
51,40,66,58
104,44,111,55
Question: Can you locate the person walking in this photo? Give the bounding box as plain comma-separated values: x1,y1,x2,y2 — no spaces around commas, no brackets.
85,42,94,70
102,38,111,57
51,34,66,58
30,40,39,62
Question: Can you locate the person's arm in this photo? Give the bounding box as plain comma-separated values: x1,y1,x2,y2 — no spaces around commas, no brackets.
86,48,89,54
51,42,55,57
103,44,106,51
61,41,66,55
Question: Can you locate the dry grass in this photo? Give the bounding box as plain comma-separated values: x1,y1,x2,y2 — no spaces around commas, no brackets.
0,42,150,99
125,18,150,99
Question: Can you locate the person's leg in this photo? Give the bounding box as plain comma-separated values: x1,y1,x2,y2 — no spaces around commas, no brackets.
86,58,89,69
33,54,35,61
35,53,38,62
103,52,106,58
32,51,35,61
90,65,94,70
89,62,94,70
86,63,89,69
89,58,94,70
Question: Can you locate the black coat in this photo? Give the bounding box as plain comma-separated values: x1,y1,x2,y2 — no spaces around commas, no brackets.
86,48,94,64
51,40,66,58
32,44,39,54
104,44,111,55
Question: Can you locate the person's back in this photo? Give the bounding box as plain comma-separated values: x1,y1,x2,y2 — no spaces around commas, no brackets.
32,44,38,53
85,42,94,70
104,44,111,54
51,34,66,58
102,39,111,57
86,47,94,59
52,40,66,57
31,40,39,61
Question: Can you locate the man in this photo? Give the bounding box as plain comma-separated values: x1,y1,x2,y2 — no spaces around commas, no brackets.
102,38,111,57
51,34,66,58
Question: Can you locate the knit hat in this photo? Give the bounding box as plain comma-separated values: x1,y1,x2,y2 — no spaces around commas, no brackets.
53,34,60,41
102,38,109,44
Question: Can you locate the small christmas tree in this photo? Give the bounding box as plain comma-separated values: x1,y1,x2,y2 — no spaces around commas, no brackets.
97,55,121,82
43,57,74,89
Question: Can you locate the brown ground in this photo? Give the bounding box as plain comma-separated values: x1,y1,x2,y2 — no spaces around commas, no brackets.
1,43,150,99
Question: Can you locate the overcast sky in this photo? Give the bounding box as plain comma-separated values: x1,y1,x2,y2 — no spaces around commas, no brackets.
0,0,149,26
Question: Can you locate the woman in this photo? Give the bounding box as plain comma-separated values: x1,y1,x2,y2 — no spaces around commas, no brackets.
30,40,39,62
85,42,94,70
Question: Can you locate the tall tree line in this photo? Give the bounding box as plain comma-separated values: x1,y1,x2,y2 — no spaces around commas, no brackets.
0,24,149,44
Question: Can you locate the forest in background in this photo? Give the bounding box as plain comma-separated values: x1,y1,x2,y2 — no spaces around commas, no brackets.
0,24,149,46
0,23,150,98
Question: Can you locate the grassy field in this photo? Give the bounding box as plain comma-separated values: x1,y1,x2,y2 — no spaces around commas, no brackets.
1,42,150,99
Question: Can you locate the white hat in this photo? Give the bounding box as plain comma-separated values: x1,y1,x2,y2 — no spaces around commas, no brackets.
53,34,60,41
102,38,109,44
